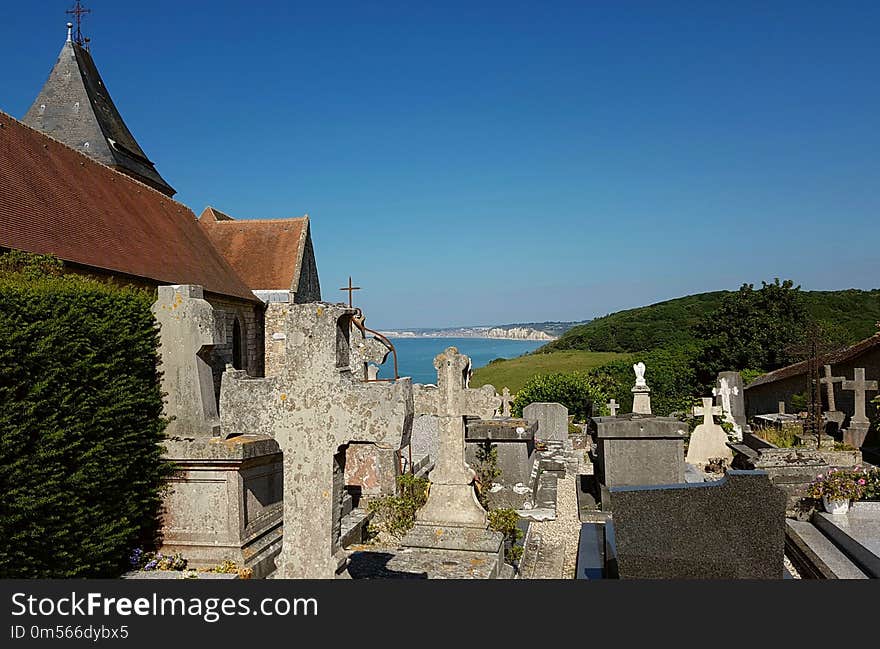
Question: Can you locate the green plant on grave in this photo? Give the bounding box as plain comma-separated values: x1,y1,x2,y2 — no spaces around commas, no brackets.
488,508,523,563
367,474,430,539
474,442,501,509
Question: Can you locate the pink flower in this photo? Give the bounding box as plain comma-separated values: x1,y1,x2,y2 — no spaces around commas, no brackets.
859,479,867,485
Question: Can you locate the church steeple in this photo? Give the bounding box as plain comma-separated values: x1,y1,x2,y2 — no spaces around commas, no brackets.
22,18,176,197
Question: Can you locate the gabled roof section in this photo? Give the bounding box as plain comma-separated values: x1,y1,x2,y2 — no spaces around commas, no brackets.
745,333,880,389
198,207,311,291
22,36,176,197
0,112,257,303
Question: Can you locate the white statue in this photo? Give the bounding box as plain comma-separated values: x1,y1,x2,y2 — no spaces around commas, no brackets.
633,361,647,388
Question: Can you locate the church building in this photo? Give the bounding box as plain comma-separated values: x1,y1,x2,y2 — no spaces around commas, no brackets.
0,21,321,397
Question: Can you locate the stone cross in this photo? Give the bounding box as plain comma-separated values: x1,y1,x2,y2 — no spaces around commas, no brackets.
693,397,723,425
501,387,513,417
712,378,738,421
819,364,845,412
842,368,878,426
219,303,414,578
412,347,502,528
152,285,225,437
607,398,620,416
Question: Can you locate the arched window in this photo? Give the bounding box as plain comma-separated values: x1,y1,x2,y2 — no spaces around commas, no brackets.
232,318,244,370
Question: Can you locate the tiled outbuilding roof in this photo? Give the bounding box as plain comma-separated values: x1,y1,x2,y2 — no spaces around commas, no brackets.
198,207,310,291
745,333,880,389
0,111,258,303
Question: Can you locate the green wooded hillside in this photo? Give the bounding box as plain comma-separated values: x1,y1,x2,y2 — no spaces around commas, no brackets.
543,288,880,353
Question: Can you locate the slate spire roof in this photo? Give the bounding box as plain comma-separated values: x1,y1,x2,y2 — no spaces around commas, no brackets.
22,29,176,197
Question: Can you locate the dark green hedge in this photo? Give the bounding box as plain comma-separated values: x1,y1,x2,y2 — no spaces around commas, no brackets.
0,254,169,577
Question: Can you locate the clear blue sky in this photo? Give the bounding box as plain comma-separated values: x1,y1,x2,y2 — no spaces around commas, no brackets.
3,1,878,328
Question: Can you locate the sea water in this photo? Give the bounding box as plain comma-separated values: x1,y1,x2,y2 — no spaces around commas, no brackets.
377,337,545,385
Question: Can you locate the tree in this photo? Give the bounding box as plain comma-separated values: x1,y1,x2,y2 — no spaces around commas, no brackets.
693,279,809,386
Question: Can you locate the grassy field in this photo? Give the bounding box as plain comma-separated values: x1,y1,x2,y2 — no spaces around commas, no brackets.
470,350,627,393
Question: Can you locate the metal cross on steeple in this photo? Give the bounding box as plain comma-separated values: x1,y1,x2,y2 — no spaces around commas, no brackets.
66,1,91,47
339,276,361,308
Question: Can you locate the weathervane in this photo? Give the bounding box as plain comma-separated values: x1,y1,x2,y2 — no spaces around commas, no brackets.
339,276,361,308
66,1,91,47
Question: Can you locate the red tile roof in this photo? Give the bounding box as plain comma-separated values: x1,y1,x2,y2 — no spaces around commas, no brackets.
198,207,309,291
0,112,257,302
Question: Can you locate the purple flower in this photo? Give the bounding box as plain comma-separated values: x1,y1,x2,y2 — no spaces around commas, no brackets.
144,560,158,571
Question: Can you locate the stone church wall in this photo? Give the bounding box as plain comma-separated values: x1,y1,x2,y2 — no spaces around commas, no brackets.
205,295,265,398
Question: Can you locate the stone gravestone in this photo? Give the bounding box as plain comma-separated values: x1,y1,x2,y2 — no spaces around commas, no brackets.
686,397,734,467
220,302,414,578
523,402,568,442
631,362,652,415
713,372,747,440
608,470,786,579
152,284,225,437
842,368,879,448
402,348,504,564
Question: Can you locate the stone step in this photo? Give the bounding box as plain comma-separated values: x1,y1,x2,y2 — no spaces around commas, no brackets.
339,508,373,548
785,519,868,579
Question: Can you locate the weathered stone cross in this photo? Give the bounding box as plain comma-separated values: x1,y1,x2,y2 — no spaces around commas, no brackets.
501,387,513,417
607,398,620,416
842,368,878,426
819,364,845,412
693,397,723,425
413,347,501,527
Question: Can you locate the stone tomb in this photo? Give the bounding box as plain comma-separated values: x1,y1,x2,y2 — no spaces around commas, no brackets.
152,285,283,576
523,402,568,442
593,413,688,490
465,416,537,508
220,302,414,578
607,470,787,579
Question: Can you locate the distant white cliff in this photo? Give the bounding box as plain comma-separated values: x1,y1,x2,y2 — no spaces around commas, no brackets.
485,327,555,341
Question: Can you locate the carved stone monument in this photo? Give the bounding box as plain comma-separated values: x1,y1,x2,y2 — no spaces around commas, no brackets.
631,362,652,415
220,302,414,578
152,284,225,437
402,348,503,563
153,285,282,576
